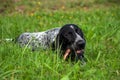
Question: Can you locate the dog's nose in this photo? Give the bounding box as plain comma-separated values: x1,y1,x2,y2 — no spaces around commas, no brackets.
77,40,85,45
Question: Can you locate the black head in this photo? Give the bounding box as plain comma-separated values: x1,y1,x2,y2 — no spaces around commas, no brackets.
55,24,86,62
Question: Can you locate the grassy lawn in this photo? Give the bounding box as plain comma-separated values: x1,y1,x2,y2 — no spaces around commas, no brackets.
0,0,120,80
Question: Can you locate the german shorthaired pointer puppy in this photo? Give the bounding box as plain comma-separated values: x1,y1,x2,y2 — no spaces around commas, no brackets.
16,24,86,62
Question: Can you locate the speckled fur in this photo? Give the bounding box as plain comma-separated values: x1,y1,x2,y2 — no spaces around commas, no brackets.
16,28,61,51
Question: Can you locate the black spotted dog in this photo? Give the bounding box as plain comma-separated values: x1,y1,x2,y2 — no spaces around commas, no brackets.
16,24,86,62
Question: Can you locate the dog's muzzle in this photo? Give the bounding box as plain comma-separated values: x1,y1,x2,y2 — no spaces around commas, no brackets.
64,40,86,62
76,40,85,49
74,40,86,63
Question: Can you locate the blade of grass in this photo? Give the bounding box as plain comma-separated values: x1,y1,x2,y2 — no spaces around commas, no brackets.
43,63,60,76
0,70,21,79
95,51,101,63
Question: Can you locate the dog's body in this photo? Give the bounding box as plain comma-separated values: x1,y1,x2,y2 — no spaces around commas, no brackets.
16,28,60,51
16,24,86,62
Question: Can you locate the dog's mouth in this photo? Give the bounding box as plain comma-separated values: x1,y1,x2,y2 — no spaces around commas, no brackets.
63,49,84,60
76,49,83,54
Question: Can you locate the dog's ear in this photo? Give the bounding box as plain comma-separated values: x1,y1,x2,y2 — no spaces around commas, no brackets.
51,33,61,50
52,31,68,51
51,28,64,50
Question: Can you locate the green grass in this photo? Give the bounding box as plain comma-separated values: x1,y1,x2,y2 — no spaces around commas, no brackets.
0,0,120,80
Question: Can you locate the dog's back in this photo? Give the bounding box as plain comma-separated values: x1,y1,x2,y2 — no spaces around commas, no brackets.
16,28,60,51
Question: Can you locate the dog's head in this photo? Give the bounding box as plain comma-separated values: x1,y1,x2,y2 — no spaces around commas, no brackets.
55,24,86,62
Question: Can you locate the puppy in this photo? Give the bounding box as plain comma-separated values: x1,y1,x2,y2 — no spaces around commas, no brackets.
15,24,86,63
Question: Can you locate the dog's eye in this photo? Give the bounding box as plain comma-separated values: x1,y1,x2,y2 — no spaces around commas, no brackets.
64,34,68,37
64,32,72,37
75,29,78,32
68,32,72,34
